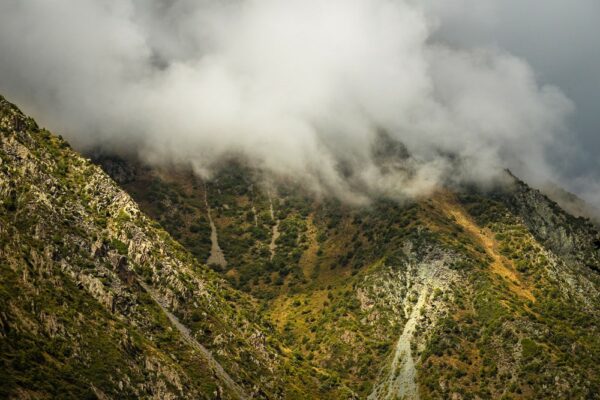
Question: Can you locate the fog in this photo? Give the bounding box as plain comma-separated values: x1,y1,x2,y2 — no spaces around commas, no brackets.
1,0,593,205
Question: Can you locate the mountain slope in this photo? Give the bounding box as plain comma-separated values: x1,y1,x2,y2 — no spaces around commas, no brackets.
2,92,599,399
95,155,600,399
0,96,346,399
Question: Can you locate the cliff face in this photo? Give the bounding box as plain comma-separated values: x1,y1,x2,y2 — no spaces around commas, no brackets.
2,93,600,400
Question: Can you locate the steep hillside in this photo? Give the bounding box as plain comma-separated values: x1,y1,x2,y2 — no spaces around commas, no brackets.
2,91,599,399
0,96,348,399
96,155,600,399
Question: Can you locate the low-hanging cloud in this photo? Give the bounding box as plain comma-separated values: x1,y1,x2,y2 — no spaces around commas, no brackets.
0,0,576,203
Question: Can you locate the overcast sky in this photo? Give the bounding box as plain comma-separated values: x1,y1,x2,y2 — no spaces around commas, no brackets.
423,0,600,202
0,0,597,205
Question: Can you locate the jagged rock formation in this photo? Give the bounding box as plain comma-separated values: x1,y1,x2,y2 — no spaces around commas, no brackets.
541,182,600,226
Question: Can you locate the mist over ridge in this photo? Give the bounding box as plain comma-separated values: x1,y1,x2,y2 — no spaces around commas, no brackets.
0,0,582,204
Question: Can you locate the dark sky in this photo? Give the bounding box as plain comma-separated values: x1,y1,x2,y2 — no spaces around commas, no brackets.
425,0,600,202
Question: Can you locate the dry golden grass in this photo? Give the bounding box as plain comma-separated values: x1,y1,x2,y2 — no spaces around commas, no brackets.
433,191,535,303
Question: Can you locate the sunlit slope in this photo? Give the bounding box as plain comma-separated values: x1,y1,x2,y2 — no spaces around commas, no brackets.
98,154,600,399
0,95,348,399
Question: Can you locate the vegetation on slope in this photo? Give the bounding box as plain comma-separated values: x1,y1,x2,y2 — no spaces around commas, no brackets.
2,92,599,399
98,155,600,399
0,95,347,399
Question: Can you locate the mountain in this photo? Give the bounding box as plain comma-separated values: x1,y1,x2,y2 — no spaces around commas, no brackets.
0,96,348,399
2,94,600,399
93,159,600,399
540,182,600,226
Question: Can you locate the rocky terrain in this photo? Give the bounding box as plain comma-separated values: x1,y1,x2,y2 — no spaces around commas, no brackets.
0,96,340,399
2,94,600,399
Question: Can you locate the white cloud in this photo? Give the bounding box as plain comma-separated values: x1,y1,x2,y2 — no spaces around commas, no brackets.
0,0,576,202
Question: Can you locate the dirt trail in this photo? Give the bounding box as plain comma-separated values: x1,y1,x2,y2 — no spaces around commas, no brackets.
139,282,247,400
204,187,227,268
435,193,535,302
268,193,280,261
